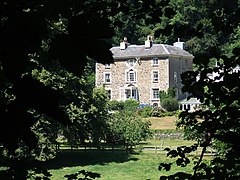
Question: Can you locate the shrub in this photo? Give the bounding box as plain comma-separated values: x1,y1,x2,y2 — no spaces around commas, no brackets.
123,99,140,112
161,97,179,112
108,100,124,111
137,106,153,118
151,107,165,117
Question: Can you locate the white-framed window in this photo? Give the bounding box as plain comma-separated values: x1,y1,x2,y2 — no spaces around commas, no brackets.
127,59,136,67
105,63,111,69
152,71,159,82
152,57,159,66
104,72,111,84
174,71,177,83
152,88,160,99
126,69,136,82
106,89,112,100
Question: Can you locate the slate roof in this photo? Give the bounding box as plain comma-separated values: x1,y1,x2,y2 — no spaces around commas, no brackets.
179,97,201,104
110,44,194,59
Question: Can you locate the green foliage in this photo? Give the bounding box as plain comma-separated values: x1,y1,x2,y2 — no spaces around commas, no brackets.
158,0,240,179
123,99,140,113
106,112,152,146
161,98,179,112
30,116,60,161
137,106,153,118
108,100,124,111
158,111,177,117
151,107,166,117
0,0,115,154
160,87,176,101
159,88,179,112
0,0,239,179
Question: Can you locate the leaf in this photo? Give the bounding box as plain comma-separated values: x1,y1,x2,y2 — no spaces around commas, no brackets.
159,163,172,171
176,158,183,166
164,147,171,151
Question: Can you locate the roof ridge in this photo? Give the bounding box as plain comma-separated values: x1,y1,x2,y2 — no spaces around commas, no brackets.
161,44,170,54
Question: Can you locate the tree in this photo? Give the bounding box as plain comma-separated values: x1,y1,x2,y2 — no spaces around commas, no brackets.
0,0,114,153
0,1,117,178
106,111,151,149
158,0,240,179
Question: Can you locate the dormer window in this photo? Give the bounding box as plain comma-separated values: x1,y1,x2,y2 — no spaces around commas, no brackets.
152,57,159,66
105,63,111,69
127,59,136,67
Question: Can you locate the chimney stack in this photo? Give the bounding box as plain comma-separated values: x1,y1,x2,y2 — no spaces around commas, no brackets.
120,37,129,50
145,35,153,49
173,38,185,50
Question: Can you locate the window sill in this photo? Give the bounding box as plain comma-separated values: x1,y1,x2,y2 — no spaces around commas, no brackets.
126,81,136,83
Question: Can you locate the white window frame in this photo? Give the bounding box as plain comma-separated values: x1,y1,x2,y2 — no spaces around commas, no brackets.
126,69,136,83
152,71,159,82
104,72,111,84
152,88,160,99
152,57,159,66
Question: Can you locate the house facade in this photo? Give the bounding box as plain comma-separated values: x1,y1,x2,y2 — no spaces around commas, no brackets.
95,37,194,107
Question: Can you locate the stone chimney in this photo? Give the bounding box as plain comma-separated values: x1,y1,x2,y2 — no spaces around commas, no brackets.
120,37,129,50
173,38,185,50
145,35,153,49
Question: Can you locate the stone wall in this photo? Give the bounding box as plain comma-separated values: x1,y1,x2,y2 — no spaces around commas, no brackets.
96,57,170,105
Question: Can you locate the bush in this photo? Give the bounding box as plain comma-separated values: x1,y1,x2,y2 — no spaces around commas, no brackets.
151,107,165,117
161,97,179,112
106,112,152,146
123,99,140,112
137,106,153,118
108,100,124,111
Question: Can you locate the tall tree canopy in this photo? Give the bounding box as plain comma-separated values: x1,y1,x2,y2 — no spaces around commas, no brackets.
157,0,240,179
0,0,115,152
1,0,240,179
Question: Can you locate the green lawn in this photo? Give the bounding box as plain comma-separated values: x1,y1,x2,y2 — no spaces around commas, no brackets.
1,117,212,179
46,139,201,180
48,149,195,180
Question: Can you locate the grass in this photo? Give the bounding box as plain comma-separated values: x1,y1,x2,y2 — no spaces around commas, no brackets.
48,148,195,180
1,116,212,179
143,116,177,130
44,138,201,180
46,116,211,179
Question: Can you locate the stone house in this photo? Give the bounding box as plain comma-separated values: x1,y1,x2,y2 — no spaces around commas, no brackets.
95,36,194,107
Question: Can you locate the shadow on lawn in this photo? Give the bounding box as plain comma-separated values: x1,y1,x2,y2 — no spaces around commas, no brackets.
35,149,139,170
0,149,139,179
